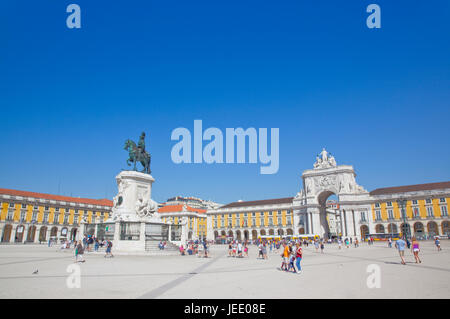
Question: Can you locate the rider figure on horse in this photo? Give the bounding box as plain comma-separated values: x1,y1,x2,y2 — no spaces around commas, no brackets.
138,132,146,155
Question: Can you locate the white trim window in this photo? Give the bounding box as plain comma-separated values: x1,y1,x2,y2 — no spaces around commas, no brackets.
375,210,381,221
32,212,37,221
20,211,26,221
426,206,434,217
286,210,292,226
388,209,394,220
360,211,367,222
413,207,420,218
440,205,448,217
7,210,14,221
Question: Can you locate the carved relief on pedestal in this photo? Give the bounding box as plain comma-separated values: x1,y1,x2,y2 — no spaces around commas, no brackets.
135,189,158,218
113,179,130,208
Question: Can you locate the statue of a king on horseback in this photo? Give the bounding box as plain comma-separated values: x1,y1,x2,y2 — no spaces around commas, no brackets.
124,132,151,174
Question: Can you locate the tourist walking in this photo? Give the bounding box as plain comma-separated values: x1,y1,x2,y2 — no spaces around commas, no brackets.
295,242,302,274
237,241,243,258
395,237,407,265
338,238,342,249
388,237,393,248
435,237,442,251
258,243,263,259
320,241,325,253
75,240,85,263
203,240,209,258
411,237,421,263
104,240,114,258
314,240,319,252
262,242,268,259
288,246,296,273
281,243,290,271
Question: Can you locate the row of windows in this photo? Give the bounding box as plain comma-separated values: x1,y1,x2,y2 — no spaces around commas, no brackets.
1,202,108,216
374,198,447,208
215,210,291,220
4,210,107,223
213,214,293,228
374,206,448,220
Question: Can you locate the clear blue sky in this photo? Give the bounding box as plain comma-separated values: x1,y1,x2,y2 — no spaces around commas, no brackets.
1,0,449,204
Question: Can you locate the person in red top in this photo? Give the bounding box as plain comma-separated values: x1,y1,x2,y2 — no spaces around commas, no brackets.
295,242,302,274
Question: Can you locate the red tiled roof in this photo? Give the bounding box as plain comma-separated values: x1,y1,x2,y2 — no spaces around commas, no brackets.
0,188,113,207
158,204,206,214
370,181,450,196
220,197,294,208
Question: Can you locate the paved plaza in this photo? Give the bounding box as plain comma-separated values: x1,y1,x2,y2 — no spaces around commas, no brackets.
0,240,449,299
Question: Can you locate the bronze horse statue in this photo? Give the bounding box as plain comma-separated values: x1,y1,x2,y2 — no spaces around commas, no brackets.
124,139,151,174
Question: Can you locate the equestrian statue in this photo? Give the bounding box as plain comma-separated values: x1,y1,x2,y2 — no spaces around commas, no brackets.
124,132,151,174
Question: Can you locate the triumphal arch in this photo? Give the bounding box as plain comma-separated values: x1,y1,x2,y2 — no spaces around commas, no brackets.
292,149,372,239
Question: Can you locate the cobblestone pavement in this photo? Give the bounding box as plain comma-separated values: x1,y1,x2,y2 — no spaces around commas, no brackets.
0,240,449,298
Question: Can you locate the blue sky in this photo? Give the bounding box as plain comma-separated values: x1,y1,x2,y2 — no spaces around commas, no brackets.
1,0,449,204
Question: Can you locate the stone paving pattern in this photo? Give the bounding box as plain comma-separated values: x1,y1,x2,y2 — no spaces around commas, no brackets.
0,240,449,298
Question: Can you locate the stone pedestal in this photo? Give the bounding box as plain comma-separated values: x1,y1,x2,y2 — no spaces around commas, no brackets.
111,171,156,221
100,170,182,254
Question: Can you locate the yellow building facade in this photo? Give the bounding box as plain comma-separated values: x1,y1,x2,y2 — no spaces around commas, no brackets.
0,188,112,243
367,192,450,238
206,198,294,242
158,203,208,240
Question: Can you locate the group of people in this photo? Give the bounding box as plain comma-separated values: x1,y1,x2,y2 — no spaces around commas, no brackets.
74,237,114,262
179,240,210,257
394,236,442,265
280,242,302,274
336,237,364,249
50,235,114,262
227,241,249,258
313,240,325,253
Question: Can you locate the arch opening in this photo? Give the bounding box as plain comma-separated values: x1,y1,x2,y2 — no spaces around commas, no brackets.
317,191,340,239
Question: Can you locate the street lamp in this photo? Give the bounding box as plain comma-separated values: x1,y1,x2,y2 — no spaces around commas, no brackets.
397,198,408,240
